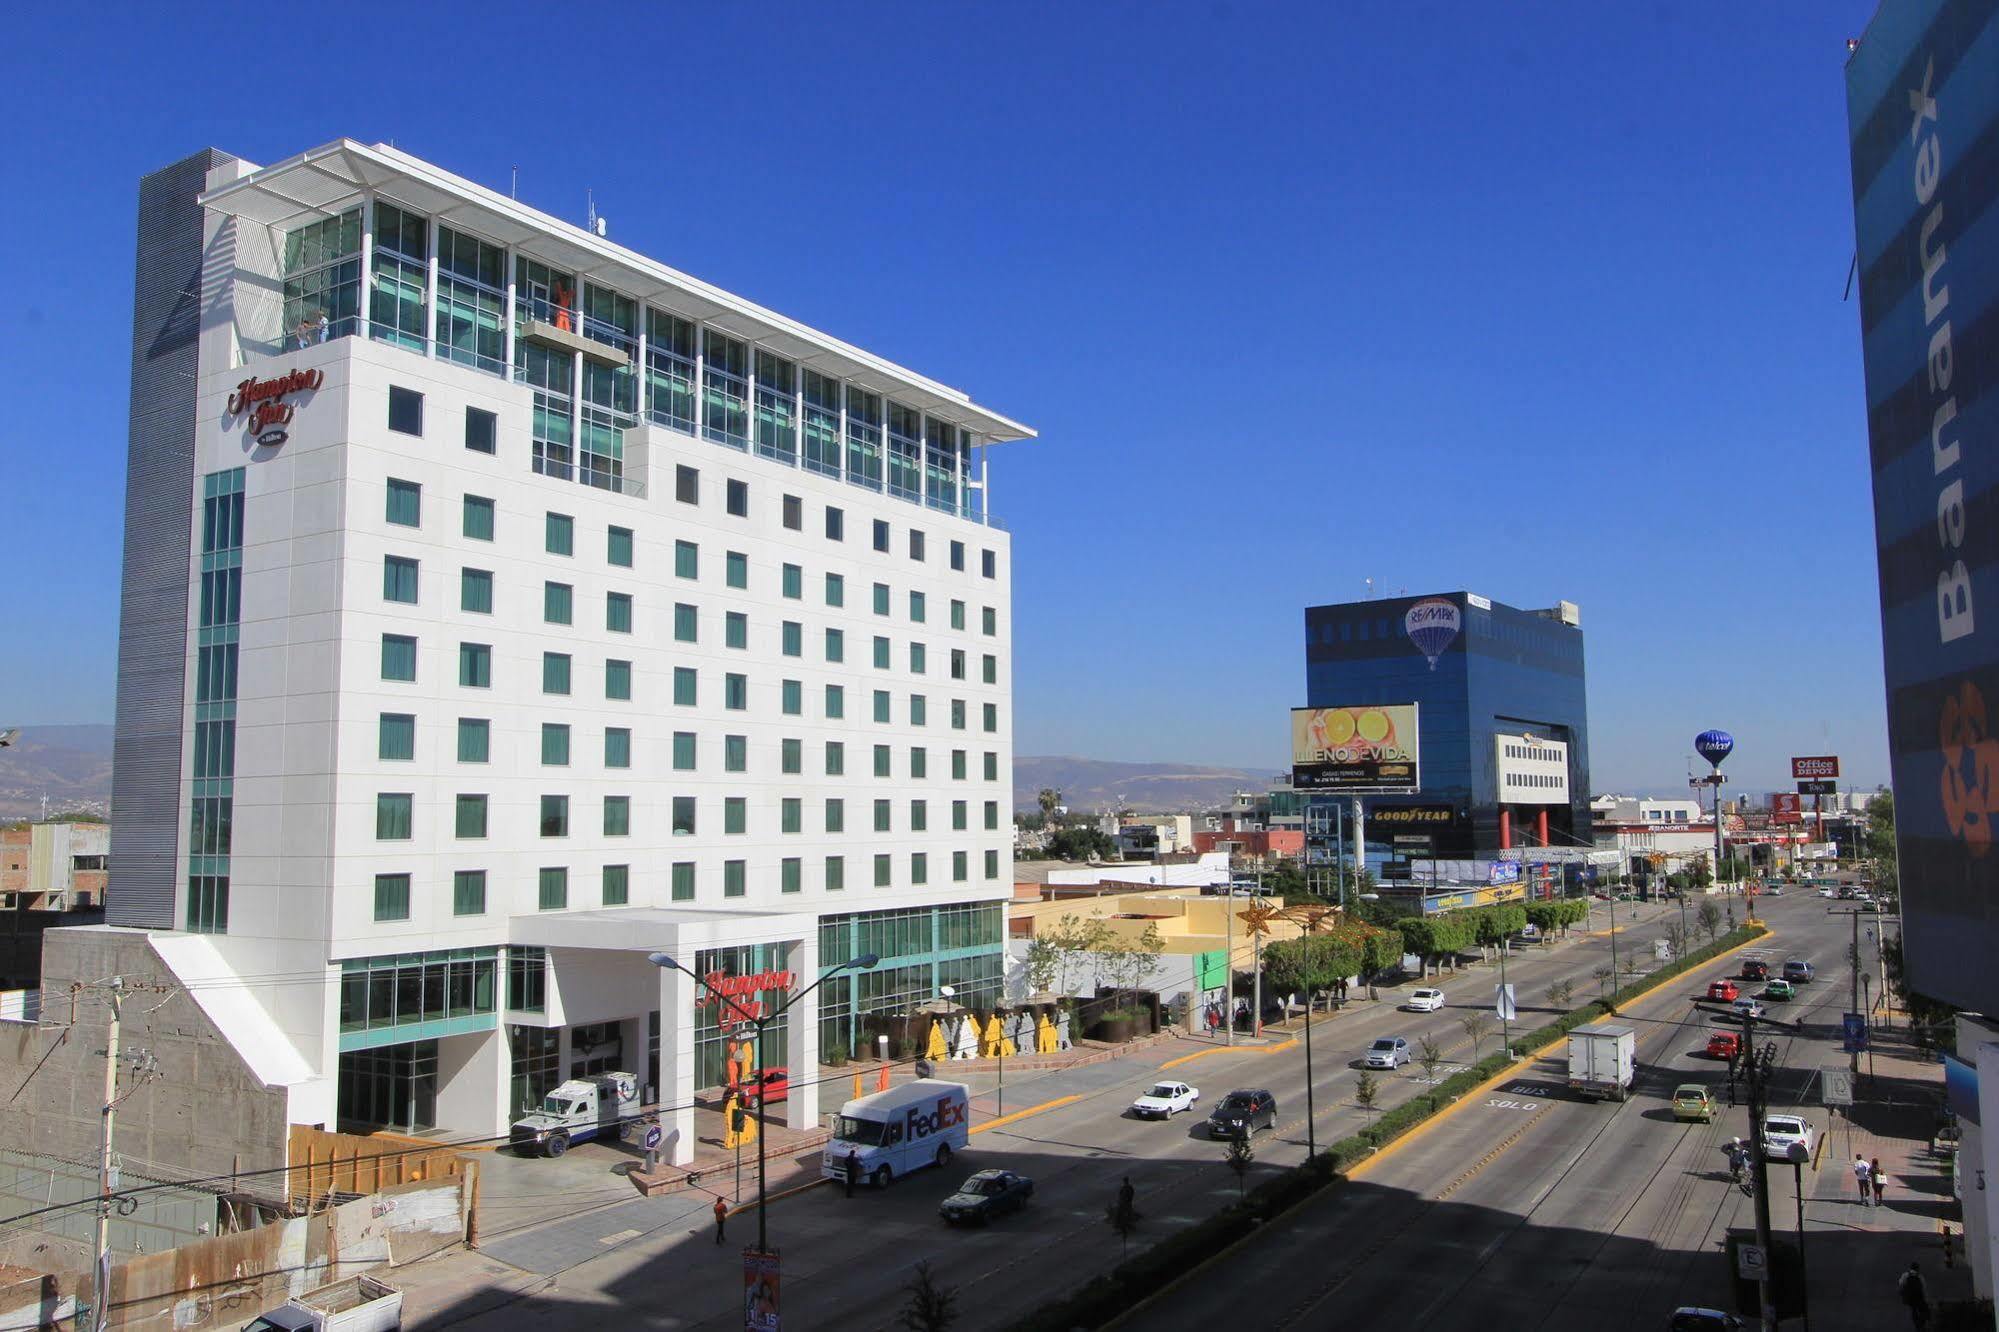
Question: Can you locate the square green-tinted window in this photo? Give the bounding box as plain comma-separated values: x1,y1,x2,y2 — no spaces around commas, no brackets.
457,718,490,763
386,478,421,527
952,800,967,831
604,796,630,836
953,850,968,882
607,592,633,633
873,691,891,724
672,862,695,902
726,612,748,649
782,564,802,599
376,793,412,839
826,856,845,892
873,636,891,670
383,556,419,604
982,606,997,636
463,495,494,541
673,796,696,835
675,540,698,579
538,867,568,910
541,722,570,766
911,852,928,885
825,684,845,719
453,870,486,916
984,849,1000,880
602,864,629,906
725,797,746,835
546,512,573,556
909,591,926,623
781,798,801,834
910,695,927,727
540,795,569,837
374,873,410,922
781,679,801,715
983,702,998,732
782,621,802,657
605,659,632,700
459,642,491,688
909,643,926,674
874,854,892,888
726,551,748,589
726,673,748,710
984,800,999,831
781,858,801,894
825,799,844,833
675,603,698,642
911,747,927,779
872,583,890,616
984,751,999,781
379,713,415,761
983,655,997,685
951,699,966,730
455,794,488,838
874,799,892,833
608,525,633,567
461,568,493,614
874,745,891,778
672,731,696,770
544,581,573,624
543,652,571,695
826,741,845,776
950,650,965,680
724,860,746,897
781,738,801,774
724,734,747,772
674,667,697,706
825,573,844,607
951,600,965,631
825,628,844,663
910,800,927,832
952,749,967,780
605,727,631,768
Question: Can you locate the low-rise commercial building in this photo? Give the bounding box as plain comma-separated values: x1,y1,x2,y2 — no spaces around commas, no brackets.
0,821,109,911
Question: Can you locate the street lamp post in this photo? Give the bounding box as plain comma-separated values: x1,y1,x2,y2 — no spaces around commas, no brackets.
939,985,1002,1117
649,950,880,1254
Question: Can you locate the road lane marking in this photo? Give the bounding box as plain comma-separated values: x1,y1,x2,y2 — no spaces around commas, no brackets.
971,1093,1083,1133
1159,1037,1299,1070
1435,1106,1550,1200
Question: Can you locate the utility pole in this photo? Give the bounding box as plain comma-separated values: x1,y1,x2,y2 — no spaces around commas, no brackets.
1847,908,1861,1077
1223,888,1235,1049
92,977,124,1332
1742,1013,1779,1332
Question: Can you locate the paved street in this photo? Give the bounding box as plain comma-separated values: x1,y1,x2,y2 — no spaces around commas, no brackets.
1141,892,1968,1331
385,897,1734,1330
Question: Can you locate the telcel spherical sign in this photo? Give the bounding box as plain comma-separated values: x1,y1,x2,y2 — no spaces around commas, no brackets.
1694,729,1735,768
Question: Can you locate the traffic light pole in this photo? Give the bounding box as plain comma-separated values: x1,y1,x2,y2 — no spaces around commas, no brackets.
1743,1010,1778,1332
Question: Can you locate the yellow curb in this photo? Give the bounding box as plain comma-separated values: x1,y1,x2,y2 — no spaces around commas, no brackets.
971,1094,1083,1133
1160,1036,1300,1071
1349,924,1773,1181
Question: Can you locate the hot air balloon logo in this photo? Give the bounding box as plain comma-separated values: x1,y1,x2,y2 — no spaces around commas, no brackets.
1403,598,1461,670
1694,730,1734,769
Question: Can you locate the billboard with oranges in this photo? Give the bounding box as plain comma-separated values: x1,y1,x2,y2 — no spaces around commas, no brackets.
1290,705,1421,792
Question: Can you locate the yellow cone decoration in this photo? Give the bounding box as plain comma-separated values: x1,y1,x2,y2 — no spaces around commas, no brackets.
1036,1013,1058,1053
925,1018,949,1062
980,1013,1004,1057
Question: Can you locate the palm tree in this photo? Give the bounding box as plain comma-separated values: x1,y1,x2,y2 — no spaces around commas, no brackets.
1037,788,1062,822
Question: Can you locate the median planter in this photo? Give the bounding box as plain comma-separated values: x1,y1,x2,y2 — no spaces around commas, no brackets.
1099,1015,1134,1044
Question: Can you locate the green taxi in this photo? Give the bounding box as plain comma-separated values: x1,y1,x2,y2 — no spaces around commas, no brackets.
1762,979,1797,1002
1672,1084,1717,1123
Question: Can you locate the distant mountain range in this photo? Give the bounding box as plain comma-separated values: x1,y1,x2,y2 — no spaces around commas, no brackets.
0,723,114,821
0,726,1271,822
1013,755,1279,816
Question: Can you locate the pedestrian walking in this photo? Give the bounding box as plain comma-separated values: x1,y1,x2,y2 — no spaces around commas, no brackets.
1853,1153,1873,1206
1899,1260,1931,1329
1873,1157,1888,1207
844,1147,860,1198
713,1195,728,1245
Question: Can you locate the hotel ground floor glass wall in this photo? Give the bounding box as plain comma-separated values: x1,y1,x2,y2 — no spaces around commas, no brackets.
337,1039,438,1131
817,901,1004,1059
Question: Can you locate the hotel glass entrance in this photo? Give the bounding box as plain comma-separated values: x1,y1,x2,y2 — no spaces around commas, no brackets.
337,1039,439,1131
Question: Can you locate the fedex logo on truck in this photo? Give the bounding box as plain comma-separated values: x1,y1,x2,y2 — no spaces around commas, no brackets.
882,1095,966,1147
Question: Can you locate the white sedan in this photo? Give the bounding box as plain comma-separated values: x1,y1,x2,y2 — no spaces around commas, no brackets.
1402,988,1445,1012
1762,1114,1815,1162
1130,1081,1200,1119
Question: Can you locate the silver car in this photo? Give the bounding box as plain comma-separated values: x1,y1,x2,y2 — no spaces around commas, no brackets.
1364,1036,1411,1069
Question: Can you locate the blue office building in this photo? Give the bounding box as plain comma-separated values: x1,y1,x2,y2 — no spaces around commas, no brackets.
1301,591,1591,867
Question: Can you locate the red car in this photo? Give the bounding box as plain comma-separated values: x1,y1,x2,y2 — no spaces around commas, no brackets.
1741,959,1769,982
1706,1032,1742,1061
1706,979,1740,1003
739,1068,790,1107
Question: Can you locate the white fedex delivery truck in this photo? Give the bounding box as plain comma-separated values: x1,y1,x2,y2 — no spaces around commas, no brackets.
822,1079,971,1188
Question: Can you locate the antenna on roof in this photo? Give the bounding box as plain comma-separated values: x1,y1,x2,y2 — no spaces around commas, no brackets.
587,190,607,238
511,166,518,199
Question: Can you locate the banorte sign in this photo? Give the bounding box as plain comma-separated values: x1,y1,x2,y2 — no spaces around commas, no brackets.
227,367,323,447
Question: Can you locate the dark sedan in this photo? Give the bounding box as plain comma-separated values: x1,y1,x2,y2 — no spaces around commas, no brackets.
1207,1088,1278,1140
939,1169,1034,1225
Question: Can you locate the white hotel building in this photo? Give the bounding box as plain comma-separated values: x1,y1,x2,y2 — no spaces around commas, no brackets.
108,141,1031,1161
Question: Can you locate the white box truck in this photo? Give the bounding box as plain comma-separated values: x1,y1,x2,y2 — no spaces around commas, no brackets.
244,1275,401,1332
822,1078,970,1188
510,1071,641,1157
1567,1024,1637,1101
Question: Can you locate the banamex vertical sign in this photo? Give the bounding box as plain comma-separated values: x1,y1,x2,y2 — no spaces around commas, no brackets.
1846,0,1999,1011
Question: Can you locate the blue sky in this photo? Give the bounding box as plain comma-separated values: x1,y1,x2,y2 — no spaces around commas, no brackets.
0,1,1888,794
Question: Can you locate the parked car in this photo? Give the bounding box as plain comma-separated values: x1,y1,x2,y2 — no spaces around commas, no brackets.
1764,884,1784,897
1706,1032,1742,1061
1731,997,1766,1020
1671,1309,1743,1332
1403,988,1445,1013
1782,960,1816,984
1364,1036,1412,1069
740,1067,789,1106
1207,1089,1278,1140
1706,979,1740,1003
1740,958,1770,982
1761,980,1796,1003
938,1169,1034,1225
1818,886,1837,898
1130,1081,1200,1119
1762,1115,1815,1162
1672,1084,1717,1123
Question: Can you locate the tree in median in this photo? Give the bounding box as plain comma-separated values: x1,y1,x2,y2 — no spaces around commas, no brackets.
1696,899,1722,945
1592,965,1613,997
1223,1134,1254,1197
1459,1011,1494,1063
898,1260,959,1332
1105,1181,1140,1257
1545,978,1575,1011
1416,1036,1446,1106
1354,1068,1380,1119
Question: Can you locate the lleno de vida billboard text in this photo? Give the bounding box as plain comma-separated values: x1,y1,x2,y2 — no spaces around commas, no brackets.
1291,705,1421,792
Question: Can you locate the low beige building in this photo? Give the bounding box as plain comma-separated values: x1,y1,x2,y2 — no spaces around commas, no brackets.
0,821,109,911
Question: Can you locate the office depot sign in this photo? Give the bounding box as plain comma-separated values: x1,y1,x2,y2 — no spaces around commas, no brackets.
1790,756,1840,781
228,367,323,446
